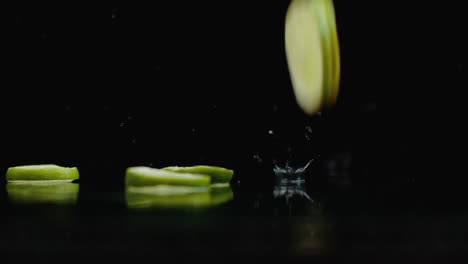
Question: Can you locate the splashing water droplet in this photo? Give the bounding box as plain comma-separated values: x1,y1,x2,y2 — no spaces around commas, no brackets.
253,153,263,163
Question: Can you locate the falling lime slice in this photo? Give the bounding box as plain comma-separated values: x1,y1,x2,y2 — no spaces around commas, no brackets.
6,182,79,205
163,165,233,183
6,164,79,182
125,166,211,187
285,0,341,115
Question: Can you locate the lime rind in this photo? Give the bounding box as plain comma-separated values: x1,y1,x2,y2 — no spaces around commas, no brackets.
324,0,341,105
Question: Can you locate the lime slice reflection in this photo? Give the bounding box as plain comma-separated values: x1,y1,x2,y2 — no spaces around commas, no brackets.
6,182,79,205
126,184,233,210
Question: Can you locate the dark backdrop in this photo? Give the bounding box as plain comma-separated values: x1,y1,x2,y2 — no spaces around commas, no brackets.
1,2,465,189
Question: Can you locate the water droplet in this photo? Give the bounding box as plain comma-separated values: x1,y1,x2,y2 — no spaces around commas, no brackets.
253,153,263,163
119,122,125,127
65,105,71,111
111,13,117,19
305,125,313,140
191,128,196,133
268,130,274,135
132,138,136,144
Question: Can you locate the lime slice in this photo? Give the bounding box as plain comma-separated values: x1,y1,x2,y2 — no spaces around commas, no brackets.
210,185,234,206
163,165,233,183
6,164,79,182
6,182,79,205
285,0,341,115
125,166,211,187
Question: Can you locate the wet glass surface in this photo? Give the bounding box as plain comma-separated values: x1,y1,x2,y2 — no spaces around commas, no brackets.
2,1,467,263
1,171,467,263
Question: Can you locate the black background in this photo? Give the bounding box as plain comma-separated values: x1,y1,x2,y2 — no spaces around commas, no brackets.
1,1,468,262
1,1,466,188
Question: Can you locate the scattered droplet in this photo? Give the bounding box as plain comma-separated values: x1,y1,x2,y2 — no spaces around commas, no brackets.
119,122,126,127
111,13,117,19
131,138,136,144
305,125,313,140
253,153,263,163
268,130,274,135
191,128,196,133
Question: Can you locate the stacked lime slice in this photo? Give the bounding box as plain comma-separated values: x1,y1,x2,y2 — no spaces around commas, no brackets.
125,165,234,209
125,165,233,187
285,0,341,115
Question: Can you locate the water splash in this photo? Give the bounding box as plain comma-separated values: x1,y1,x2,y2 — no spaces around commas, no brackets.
273,159,314,204
273,159,313,182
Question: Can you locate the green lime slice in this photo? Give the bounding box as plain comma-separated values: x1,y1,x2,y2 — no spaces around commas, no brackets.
210,185,234,206
6,182,79,205
163,165,233,183
125,166,211,187
285,0,341,115
6,164,79,182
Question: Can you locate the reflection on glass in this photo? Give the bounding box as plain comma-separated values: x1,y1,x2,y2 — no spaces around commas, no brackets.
6,182,79,205
273,160,313,204
126,184,233,210
272,164,335,256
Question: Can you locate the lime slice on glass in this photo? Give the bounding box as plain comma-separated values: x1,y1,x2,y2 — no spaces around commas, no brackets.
125,166,211,187
6,164,79,182
163,165,233,183
285,0,341,115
